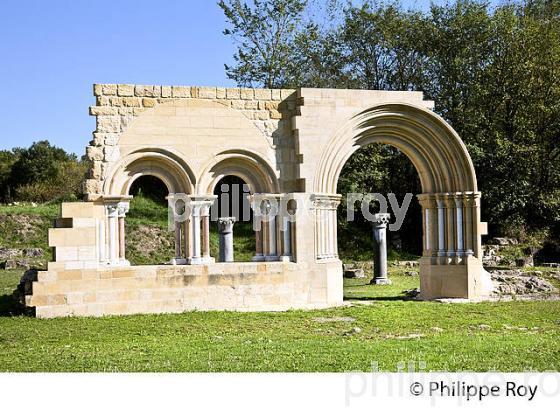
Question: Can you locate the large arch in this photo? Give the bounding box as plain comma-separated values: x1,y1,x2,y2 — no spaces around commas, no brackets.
103,148,196,196
314,103,492,299
315,103,477,195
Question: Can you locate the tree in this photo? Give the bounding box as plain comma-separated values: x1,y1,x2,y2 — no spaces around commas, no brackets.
219,0,308,88
0,150,18,202
10,140,76,188
220,0,560,245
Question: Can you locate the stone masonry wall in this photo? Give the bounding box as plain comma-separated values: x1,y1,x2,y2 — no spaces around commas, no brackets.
85,84,299,199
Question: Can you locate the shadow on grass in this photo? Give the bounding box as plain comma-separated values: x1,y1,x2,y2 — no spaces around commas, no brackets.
0,291,33,317
345,295,414,301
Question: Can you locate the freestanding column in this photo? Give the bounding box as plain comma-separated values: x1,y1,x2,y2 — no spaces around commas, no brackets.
370,213,391,285
218,217,236,262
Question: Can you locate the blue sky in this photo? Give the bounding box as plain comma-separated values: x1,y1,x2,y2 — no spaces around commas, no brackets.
0,0,497,155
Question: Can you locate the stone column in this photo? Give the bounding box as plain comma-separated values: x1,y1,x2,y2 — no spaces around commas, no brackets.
218,217,236,262
312,194,342,260
106,203,119,266
183,218,191,261
436,195,446,259
172,221,187,265
444,194,456,260
265,214,278,261
117,201,130,266
417,194,437,258
253,226,264,261
189,204,202,264
370,213,391,285
201,205,211,261
280,216,292,262
187,195,217,264
454,194,464,258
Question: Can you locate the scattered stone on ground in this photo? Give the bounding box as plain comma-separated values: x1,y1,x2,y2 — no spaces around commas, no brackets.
313,316,356,323
389,333,424,340
491,269,556,294
342,327,362,336
0,248,23,259
343,267,365,279
403,288,420,298
431,327,444,332
23,248,44,257
392,261,419,268
515,256,534,267
403,270,418,276
478,324,491,330
0,248,45,270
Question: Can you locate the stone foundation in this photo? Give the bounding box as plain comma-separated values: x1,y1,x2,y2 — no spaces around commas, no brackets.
27,261,343,318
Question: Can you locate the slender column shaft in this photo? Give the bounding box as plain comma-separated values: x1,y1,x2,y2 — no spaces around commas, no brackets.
174,222,182,259
268,216,277,256
326,210,333,257
255,225,263,257
118,216,125,259
283,218,291,256
183,218,191,259
202,214,210,258
218,217,236,262
191,212,201,259
262,220,269,256
332,209,338,258
445,195,456,257
455,197,464,255
370,213,391,285
436,198,445,257
463,195,474,255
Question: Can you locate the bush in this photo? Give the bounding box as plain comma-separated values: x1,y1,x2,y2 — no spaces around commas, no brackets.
15,161,87,203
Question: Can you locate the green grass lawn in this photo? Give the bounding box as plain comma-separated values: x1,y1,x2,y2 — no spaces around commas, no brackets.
0,267,559,372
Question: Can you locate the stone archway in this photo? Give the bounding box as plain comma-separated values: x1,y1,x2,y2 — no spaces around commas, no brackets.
315,103,492,299
103,148,196,196
197,149,280,195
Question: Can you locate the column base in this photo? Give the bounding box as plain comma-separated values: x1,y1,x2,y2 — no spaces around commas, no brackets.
279,255,292,262
188,256,215,265
118,259,131,267
252,254,265,262
105,259,123,267
171,258,187,265
264,255,280,261
370,277,392,285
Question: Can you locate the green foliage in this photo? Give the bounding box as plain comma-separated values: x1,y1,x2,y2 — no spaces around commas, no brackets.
0,141,87,203
219,0,308,88
221,0,560,244
0,150,18,202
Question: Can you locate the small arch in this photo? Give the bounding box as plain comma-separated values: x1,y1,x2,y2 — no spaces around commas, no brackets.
197,149,280,195
103,148,195,196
